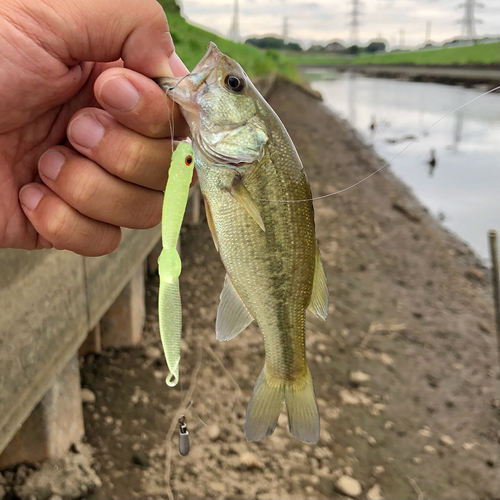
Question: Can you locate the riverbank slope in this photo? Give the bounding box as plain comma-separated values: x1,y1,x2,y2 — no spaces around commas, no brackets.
74,77,500,500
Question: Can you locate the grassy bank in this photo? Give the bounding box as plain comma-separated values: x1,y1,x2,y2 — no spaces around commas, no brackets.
289,42,499,66
158,4,297,79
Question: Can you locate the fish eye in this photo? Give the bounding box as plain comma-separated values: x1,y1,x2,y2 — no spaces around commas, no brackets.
185,155,193,166
225,75,244,93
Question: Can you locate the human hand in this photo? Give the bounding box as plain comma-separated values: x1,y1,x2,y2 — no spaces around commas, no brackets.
0,0,189,256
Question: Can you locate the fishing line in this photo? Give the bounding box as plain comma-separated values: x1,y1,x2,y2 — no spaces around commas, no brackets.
256,84,500,204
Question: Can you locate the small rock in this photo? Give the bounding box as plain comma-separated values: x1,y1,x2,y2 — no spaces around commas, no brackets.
412,457,422,464
239,452,264,470
207,424,221,442
335,475,362,498
349,371,371,386
379,353,393,365
153,370,166,380
343,466,354,476
180,339,189,353
366,484,383,500
144,346,162,360
81,388,96,405
423,445,436,455
462,442,478,450
369,403,386,416
367,436,377,446
464,268,485,283
373,465,385,477
439,435,454,447
346,446,355,455
131,453,149,467
418,427,432,438
384,421,395,430
104,416,114,425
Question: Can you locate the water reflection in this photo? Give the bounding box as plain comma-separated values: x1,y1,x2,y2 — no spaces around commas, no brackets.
308,71,500,260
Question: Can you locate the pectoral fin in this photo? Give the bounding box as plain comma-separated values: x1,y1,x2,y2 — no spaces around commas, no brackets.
203,196,219,252
308,248,328,320
216,275,254,341
228,180,265,232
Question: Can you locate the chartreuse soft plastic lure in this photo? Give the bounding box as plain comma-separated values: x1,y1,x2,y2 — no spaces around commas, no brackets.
158,142,194,387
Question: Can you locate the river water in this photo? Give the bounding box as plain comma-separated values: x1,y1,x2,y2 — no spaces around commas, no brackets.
306,70,500,260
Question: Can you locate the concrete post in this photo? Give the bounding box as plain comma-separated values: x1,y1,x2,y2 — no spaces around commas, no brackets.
0,355,84,468
100,264,145,348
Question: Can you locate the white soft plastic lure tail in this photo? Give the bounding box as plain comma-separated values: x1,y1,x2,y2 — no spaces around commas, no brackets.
158,142,194,387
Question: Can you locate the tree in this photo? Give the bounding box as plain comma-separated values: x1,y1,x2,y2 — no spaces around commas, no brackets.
365,41,386,53
286,42,303,52
245,37,286,50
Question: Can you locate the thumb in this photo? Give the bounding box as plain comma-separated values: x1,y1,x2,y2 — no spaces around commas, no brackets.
26,0,177,77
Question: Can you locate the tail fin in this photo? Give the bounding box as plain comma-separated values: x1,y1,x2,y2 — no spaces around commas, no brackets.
245,365,320,444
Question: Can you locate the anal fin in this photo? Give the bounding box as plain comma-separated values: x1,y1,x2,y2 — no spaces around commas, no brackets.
308,247,328,320
216,275,254,341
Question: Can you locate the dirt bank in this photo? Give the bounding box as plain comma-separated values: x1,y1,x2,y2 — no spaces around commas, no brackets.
299,64,500,89
61,78,500,499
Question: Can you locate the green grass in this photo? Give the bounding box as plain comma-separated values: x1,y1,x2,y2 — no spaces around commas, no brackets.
159,7,298,80
288,42,499,67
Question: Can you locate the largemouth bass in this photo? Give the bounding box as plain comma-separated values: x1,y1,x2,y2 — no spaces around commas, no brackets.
157,43,328,443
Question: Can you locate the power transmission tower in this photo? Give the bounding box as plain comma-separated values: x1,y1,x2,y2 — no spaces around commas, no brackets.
228,0,240,43
350,0,360,46
458,0,483,40
425,20,432,43
282,16,288,53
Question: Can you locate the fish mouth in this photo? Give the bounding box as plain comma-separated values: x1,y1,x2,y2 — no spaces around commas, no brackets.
155,42,222,96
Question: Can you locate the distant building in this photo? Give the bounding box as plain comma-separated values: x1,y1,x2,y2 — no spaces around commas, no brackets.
443,36,500,48
325,41,346,53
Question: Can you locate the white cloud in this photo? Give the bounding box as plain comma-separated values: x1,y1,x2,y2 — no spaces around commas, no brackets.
179,0,500,47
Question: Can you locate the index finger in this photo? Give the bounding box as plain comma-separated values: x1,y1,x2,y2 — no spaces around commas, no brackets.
94,67,190,138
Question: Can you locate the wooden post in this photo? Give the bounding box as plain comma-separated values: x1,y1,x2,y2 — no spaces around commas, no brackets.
488,230,500,353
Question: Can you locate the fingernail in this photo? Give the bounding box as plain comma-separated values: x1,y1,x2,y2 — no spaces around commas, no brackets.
69,114,105,150
39,149,66,180
100,76,140,111
19,185,43,211
169,53,189,77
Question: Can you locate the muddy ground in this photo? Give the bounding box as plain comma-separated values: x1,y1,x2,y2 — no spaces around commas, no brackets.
32,78,500,499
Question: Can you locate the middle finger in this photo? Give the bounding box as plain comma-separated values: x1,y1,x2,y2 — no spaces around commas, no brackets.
38,146,163,229
68,108,176,190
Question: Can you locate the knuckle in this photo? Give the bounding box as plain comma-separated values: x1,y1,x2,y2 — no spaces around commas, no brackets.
69,166,99,206
45,205,70,242
141,196,162,229
114,140,147,179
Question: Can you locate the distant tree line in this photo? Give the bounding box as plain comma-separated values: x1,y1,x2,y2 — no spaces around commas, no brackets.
245,37,303,51
245,37,387,55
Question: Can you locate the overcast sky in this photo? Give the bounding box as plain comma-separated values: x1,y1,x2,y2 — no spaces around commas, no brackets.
179,0,500,48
